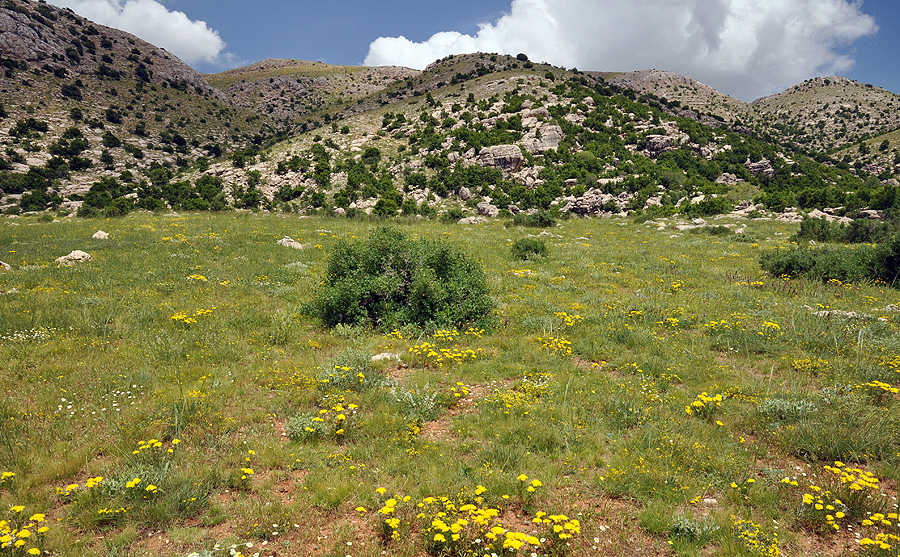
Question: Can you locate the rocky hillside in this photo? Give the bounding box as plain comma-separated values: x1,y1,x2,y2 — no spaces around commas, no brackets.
207,59,419,125
599,70,900,175
0,0,276,213
163,53,894,226
2,2,899,221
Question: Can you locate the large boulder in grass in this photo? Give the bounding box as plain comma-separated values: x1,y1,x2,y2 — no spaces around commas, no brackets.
92,230,110,240
55,250,91,266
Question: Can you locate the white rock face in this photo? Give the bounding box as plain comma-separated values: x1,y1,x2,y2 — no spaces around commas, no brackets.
55,250,91,266
477,145,524,172
92,230,110,240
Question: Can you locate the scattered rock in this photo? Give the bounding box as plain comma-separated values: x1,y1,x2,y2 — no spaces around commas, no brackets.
746,158,775,178
716,173,742,185
458,187,473,201
476,201,499,218
776,210,804,223
92,230,110,240
702,498,718,507
801,305,866,320
0,261,11,272
691,218,707,226
55,250,91,266
507,204,521,214
875,305,900,313
371,353,400,363
857,209,882,220
458,216,487,225
276,236,306,250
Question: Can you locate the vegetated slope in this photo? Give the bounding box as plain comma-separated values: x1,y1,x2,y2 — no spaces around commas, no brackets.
596,69,749,126
0,0,276,214
206,58,420,126
599,71,900,178
178,52,895,223
750,76,900,155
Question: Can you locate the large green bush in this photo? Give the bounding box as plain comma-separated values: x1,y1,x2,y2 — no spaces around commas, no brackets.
760,231,900,286
305,227,493,329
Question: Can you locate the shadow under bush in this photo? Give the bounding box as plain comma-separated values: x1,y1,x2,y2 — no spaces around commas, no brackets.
304,226,493,330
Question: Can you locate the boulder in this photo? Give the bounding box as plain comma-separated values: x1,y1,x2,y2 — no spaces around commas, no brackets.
276,236,306,250
0,261,11,272
746,158,775,178
458,216,487,225
55,250,91,266
478,145,524,172
507,204,521,214
716,173,742,185
858,209,882,220
371,352,400,363
519,123,564,154
644,135,677,156
92,230,110,240
476,202,500,218
458,187,473,201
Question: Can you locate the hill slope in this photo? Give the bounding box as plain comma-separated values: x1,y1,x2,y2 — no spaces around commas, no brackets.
0,0,276,213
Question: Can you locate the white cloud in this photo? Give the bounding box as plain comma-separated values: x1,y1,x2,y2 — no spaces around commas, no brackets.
47,0,226,65
363,0,878,101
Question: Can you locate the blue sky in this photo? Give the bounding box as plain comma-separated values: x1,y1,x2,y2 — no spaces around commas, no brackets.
48,0,899,101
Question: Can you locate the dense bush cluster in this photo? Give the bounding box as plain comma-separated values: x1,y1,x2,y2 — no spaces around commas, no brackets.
760,232,900,285
790,215,900,244
304,226,493,330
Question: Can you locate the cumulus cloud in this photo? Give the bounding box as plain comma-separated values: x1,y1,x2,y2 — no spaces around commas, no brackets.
364,0,878,101
48,0,226,65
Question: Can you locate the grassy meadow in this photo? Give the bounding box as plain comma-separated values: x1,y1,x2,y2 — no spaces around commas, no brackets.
0,212,899,557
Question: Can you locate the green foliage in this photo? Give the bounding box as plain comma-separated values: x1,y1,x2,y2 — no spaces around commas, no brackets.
305,226,493,330
759,244,876,284
511,237,548,260
511,211,557,228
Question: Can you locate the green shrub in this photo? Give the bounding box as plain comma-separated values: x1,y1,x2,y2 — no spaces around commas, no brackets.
304,226,492,330
511,210,556,228
511,237,548,260
760,245,876,283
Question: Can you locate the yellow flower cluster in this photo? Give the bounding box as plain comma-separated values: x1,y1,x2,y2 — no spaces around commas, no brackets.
554,311,584,327
685,392,723,417
731,515,780,557
536,335,572,356
824,461,880,493
799,485,847,532
433,329,459,342
410,342,482,367
0,509,49,555
860,532,900,553
789,357,832,375
533,511,581,540
170,307,216,325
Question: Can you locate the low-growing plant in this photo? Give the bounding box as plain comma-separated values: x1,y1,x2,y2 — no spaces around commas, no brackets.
511,237,548,260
